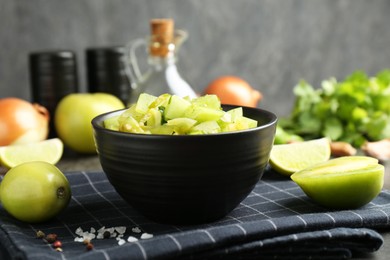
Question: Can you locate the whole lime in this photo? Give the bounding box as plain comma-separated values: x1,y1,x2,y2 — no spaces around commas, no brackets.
0,161,71,223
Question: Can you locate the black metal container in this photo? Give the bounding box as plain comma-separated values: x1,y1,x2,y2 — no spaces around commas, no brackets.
86,46,131,105
29,50,79,138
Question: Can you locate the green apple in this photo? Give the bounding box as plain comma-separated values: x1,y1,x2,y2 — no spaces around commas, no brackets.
55,93,124,153
291,156,384,209
0,161,71,223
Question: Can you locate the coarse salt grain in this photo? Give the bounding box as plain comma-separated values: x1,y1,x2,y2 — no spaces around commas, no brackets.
118,238,126,246
115,226,126,234
97,226,106,233
127,236,138,243
132,227,142,233
140,233,153,239
74,227,96,242
74,237,85,242
75,227,84,236
83,232,96,241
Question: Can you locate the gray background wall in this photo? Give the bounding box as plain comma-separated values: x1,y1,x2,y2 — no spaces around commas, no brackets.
1,0,390,117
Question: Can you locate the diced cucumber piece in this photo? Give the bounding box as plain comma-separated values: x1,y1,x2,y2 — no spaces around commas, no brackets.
164,95,192,120
183,96,192,102
235,116,258,130
145,108,162,127
191,94,221,110
219,112,232,123
149,125,175,135
104,115,120,131
190,121,221,134
119,116,146,134
221,116,258,132
185,106,225,122
220,122,237,132
219,107,243,123
149,93,171,109
135,93,157,114
167,118,197,134
227,107,243,121
119,105,143,123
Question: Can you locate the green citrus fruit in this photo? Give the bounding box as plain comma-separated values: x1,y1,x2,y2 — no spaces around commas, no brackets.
291,156,384,209
0,138,63,168
269,138,331,176
0,161,71,223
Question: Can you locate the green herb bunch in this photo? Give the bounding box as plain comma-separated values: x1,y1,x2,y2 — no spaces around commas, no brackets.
279,70,390,147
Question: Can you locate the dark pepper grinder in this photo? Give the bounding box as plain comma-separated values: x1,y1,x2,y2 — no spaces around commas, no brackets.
29,50,79,138
86,46,131,105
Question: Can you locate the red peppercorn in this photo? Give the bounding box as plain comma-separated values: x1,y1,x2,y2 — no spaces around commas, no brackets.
52,240,62,248
46,233,58,243
86,242,94,251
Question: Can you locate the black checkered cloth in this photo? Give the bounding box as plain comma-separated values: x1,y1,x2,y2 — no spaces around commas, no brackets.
0,167,389,259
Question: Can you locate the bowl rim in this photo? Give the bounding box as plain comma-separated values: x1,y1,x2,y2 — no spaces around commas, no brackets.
91,104,278,138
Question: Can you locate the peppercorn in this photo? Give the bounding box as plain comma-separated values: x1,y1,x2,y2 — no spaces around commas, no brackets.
36,230,45,239
52,240,62,248
86,242,94,251
46,233,58,244
103,230,111,239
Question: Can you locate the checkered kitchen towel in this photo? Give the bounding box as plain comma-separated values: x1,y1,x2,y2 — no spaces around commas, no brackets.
0,167,389,260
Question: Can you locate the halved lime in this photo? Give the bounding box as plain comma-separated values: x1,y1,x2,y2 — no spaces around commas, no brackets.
269,138,331,176
0,138,63,168
291,156,384,209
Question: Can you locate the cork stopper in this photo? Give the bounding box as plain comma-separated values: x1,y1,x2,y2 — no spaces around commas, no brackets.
149,19,174,57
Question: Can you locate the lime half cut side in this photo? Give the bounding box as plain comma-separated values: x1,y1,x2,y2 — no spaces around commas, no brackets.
290,156,384,209
0,138,64,168
269,138,331,176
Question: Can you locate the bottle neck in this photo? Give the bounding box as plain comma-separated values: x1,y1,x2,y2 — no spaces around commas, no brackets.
148,51,177,71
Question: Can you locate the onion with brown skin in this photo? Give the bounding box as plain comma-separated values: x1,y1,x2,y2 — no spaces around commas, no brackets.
0,98,49,146
204,76,262,108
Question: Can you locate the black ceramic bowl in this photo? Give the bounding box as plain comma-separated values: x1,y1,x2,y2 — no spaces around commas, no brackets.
92,105,277,224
